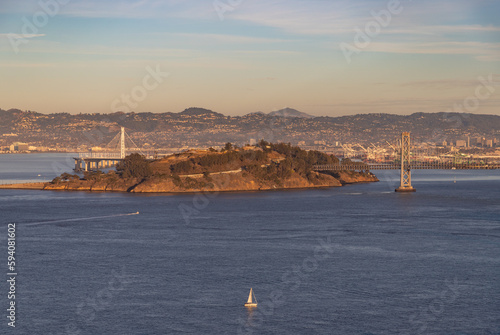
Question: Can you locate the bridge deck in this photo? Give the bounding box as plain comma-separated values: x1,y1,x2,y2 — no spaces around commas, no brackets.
314,163,500,171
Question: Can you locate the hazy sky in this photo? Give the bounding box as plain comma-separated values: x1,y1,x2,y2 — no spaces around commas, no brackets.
1,0,499,116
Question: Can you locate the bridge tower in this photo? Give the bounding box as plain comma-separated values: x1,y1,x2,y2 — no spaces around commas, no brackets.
395,132,416,192
120,127,126,159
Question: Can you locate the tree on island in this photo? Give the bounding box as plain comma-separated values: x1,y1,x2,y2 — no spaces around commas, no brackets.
222,142,233,152
116,153,152,179
51,172,80,184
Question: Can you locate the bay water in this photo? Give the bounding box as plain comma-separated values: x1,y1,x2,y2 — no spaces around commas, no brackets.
1,154,499,334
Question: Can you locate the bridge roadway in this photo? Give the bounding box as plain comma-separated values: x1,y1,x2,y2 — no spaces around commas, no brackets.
314,162,500,172
73,153,124,172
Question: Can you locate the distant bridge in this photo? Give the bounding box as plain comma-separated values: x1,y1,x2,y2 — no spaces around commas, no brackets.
314,132,499,192
314,162,500,171
74,127,149,172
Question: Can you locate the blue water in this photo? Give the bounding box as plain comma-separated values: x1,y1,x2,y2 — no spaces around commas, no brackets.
1,154,499,334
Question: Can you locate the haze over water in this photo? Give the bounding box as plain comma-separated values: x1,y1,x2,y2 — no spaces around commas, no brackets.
0,154,499,334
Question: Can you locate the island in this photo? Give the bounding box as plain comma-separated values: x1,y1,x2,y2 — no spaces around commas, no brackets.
3,142,378,193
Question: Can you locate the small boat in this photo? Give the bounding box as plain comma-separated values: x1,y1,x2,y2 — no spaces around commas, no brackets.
244,288,258,307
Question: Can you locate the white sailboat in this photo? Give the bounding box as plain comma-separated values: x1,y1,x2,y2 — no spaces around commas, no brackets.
244,288,258,307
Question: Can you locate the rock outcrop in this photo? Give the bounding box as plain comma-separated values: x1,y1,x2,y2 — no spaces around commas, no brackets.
130,171,343,193
331,171,379,185
4,170,378,194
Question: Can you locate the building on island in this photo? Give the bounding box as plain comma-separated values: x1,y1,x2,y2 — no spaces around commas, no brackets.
9,142,29,152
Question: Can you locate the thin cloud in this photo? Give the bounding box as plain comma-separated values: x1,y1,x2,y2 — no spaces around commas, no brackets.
0,39,194,57
371,25,500,36
362,41,500,61
401,79,495,89
0,33,45,38
57,0,211,19
228,0,500,45
151,32,293,44
0,62,55,68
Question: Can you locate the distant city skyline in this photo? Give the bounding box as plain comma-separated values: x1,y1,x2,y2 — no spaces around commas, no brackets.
1,0,499,116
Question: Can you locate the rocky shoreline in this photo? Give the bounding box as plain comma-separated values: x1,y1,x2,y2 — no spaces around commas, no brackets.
0,171,378,194
0,182,47,190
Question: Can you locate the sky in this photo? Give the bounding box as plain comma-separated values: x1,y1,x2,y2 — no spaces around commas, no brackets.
0,0,499,116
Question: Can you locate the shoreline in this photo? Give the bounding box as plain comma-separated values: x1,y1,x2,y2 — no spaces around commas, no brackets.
0,182,47,190
0,180,378,194
0,152,73,154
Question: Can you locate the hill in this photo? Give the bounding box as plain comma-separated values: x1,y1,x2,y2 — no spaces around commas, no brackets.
0,107,499,150
178,107,225,118
268,107,314,118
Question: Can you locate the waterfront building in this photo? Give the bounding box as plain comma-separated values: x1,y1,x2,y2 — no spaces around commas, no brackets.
9,142,29,151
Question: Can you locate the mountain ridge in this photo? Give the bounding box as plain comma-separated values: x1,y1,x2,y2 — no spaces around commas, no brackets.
1,107,498,149
268,107,314,119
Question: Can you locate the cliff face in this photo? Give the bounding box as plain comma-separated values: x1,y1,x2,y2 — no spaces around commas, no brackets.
41,170,377,193
124,171,342,193
43,179,134,192
331,171,379,184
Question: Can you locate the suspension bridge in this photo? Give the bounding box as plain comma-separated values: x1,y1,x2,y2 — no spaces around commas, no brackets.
74,127,147,172
314,132,500,192
75,129,499,192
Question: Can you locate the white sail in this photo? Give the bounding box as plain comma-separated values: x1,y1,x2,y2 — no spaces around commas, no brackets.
247,288,253,304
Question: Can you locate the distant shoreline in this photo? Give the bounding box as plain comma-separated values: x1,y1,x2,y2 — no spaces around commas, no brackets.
0,152,73,155
0,179,377,194
0,182,47,190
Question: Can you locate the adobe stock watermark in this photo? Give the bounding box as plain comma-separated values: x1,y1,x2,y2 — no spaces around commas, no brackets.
178,174,233,226
446,74,497,114
50,64,168,175
340,0,404,64
111,65,169,113
381,170,400,192
427,112,471,147
255,115,291,144
404,278,461,335
178,116,292,226
427,74,497,147
213,0,244,21
8,0,70,54
64,267,131,335
237,234,336,334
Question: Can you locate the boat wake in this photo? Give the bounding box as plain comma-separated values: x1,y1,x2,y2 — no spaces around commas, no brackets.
24,212,140,226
